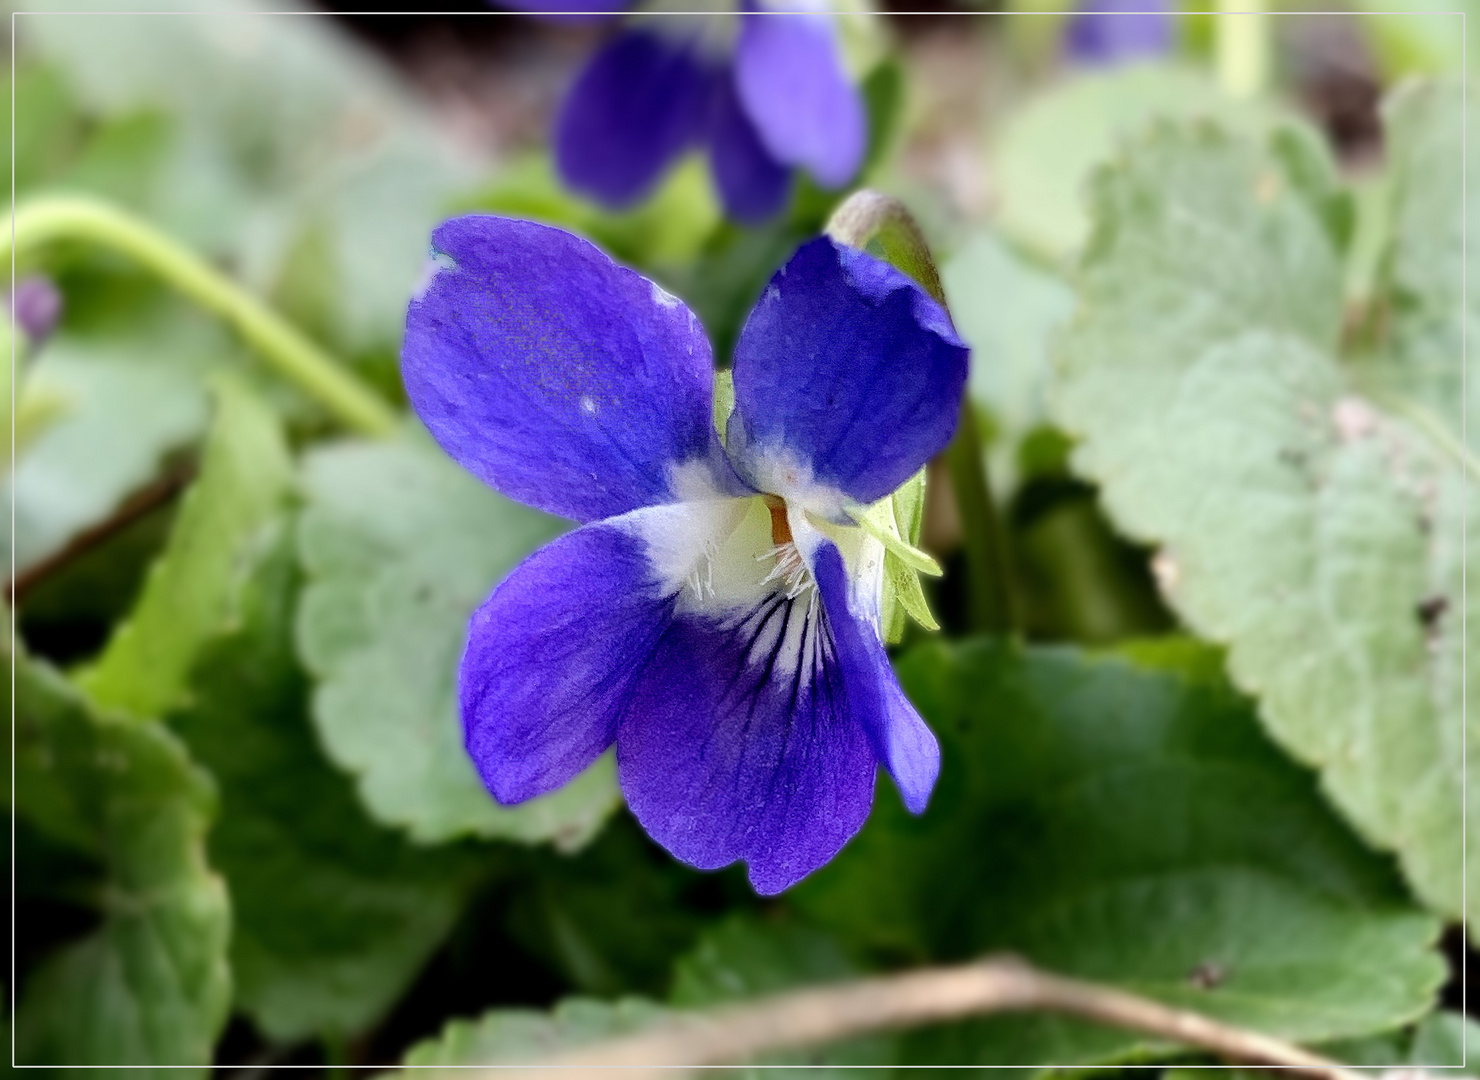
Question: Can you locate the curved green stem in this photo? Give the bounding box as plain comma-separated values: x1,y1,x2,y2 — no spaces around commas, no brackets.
6,196,399,437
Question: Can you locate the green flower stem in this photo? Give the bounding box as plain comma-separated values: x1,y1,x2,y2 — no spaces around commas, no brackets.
1216,0,1268,99
944,405,1016,634
825,190,1017,634
5,196,399,437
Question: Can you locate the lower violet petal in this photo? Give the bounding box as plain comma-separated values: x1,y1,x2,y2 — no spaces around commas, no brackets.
811,542,939,813
708,73,792,224
556,29,715,208
615,576,876,894
462,519,675,804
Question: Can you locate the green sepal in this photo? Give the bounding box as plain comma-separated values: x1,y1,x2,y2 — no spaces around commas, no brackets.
712,367,735,447
866,470,940,642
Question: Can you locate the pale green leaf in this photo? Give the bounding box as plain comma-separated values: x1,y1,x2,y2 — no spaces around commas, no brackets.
5,316,222,574
402,998,671,1071
792,640,1444,1068
940,229,1074,490
1368,79,1479,438
13,650,230,1076
1410,1011,1478,1068
169,525,487,1043
295,433,621,846
78,375,293,719
1051,86,1476,929
992,63,1275,261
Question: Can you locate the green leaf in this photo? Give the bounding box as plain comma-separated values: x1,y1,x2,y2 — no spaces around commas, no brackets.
1409,1011,1478,1068
1369,80,1478,436
78,375,293,719
502,817,726,998
939,229,1074,489
991,64,1275,261
5,312,221,574
670,917,895,1076
169,523,487,1043
295,433,621,845
1322,1010,1476,1070
791,640,1443,1067
13,649,230,1075
402,998,670,1070
1051,86,1476,929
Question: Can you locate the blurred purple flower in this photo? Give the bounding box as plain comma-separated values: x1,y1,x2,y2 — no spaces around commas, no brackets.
548,7,867,222
9,276,62,345
1064,0,1173,66
403,217,967,892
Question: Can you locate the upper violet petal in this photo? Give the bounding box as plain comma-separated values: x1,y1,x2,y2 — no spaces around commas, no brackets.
615,571,876,894
462,515,675,804
812,541,939,813
708,71,792,224
728,238,969,507
10,276,62,344
495,0,628,17
733,8,865,188
555,28,715,208
1063,0,1173,66
403,216,719,523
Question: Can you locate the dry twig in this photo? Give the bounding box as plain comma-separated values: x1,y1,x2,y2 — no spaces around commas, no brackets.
466,956,1366,1080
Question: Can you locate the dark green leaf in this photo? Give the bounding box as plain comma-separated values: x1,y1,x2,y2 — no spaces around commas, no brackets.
503,817,728,998
13,650,230,1075
991,64,1276,261
78,375,294,719
170,524,488,1043
792,640,1443,1067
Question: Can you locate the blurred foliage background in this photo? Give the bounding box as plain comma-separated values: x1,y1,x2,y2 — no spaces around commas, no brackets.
5,0,1477,1073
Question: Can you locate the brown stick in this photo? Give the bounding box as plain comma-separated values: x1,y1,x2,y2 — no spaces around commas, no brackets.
7,461,196,604
469,957,1366,1080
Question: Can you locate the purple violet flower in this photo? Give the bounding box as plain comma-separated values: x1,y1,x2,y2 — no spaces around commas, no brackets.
9,276,62,345
403,216,968,893
549,7,867,223
1063,0,1173,67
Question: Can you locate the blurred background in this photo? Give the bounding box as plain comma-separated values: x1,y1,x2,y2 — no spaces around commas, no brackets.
5,0,1474,1073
